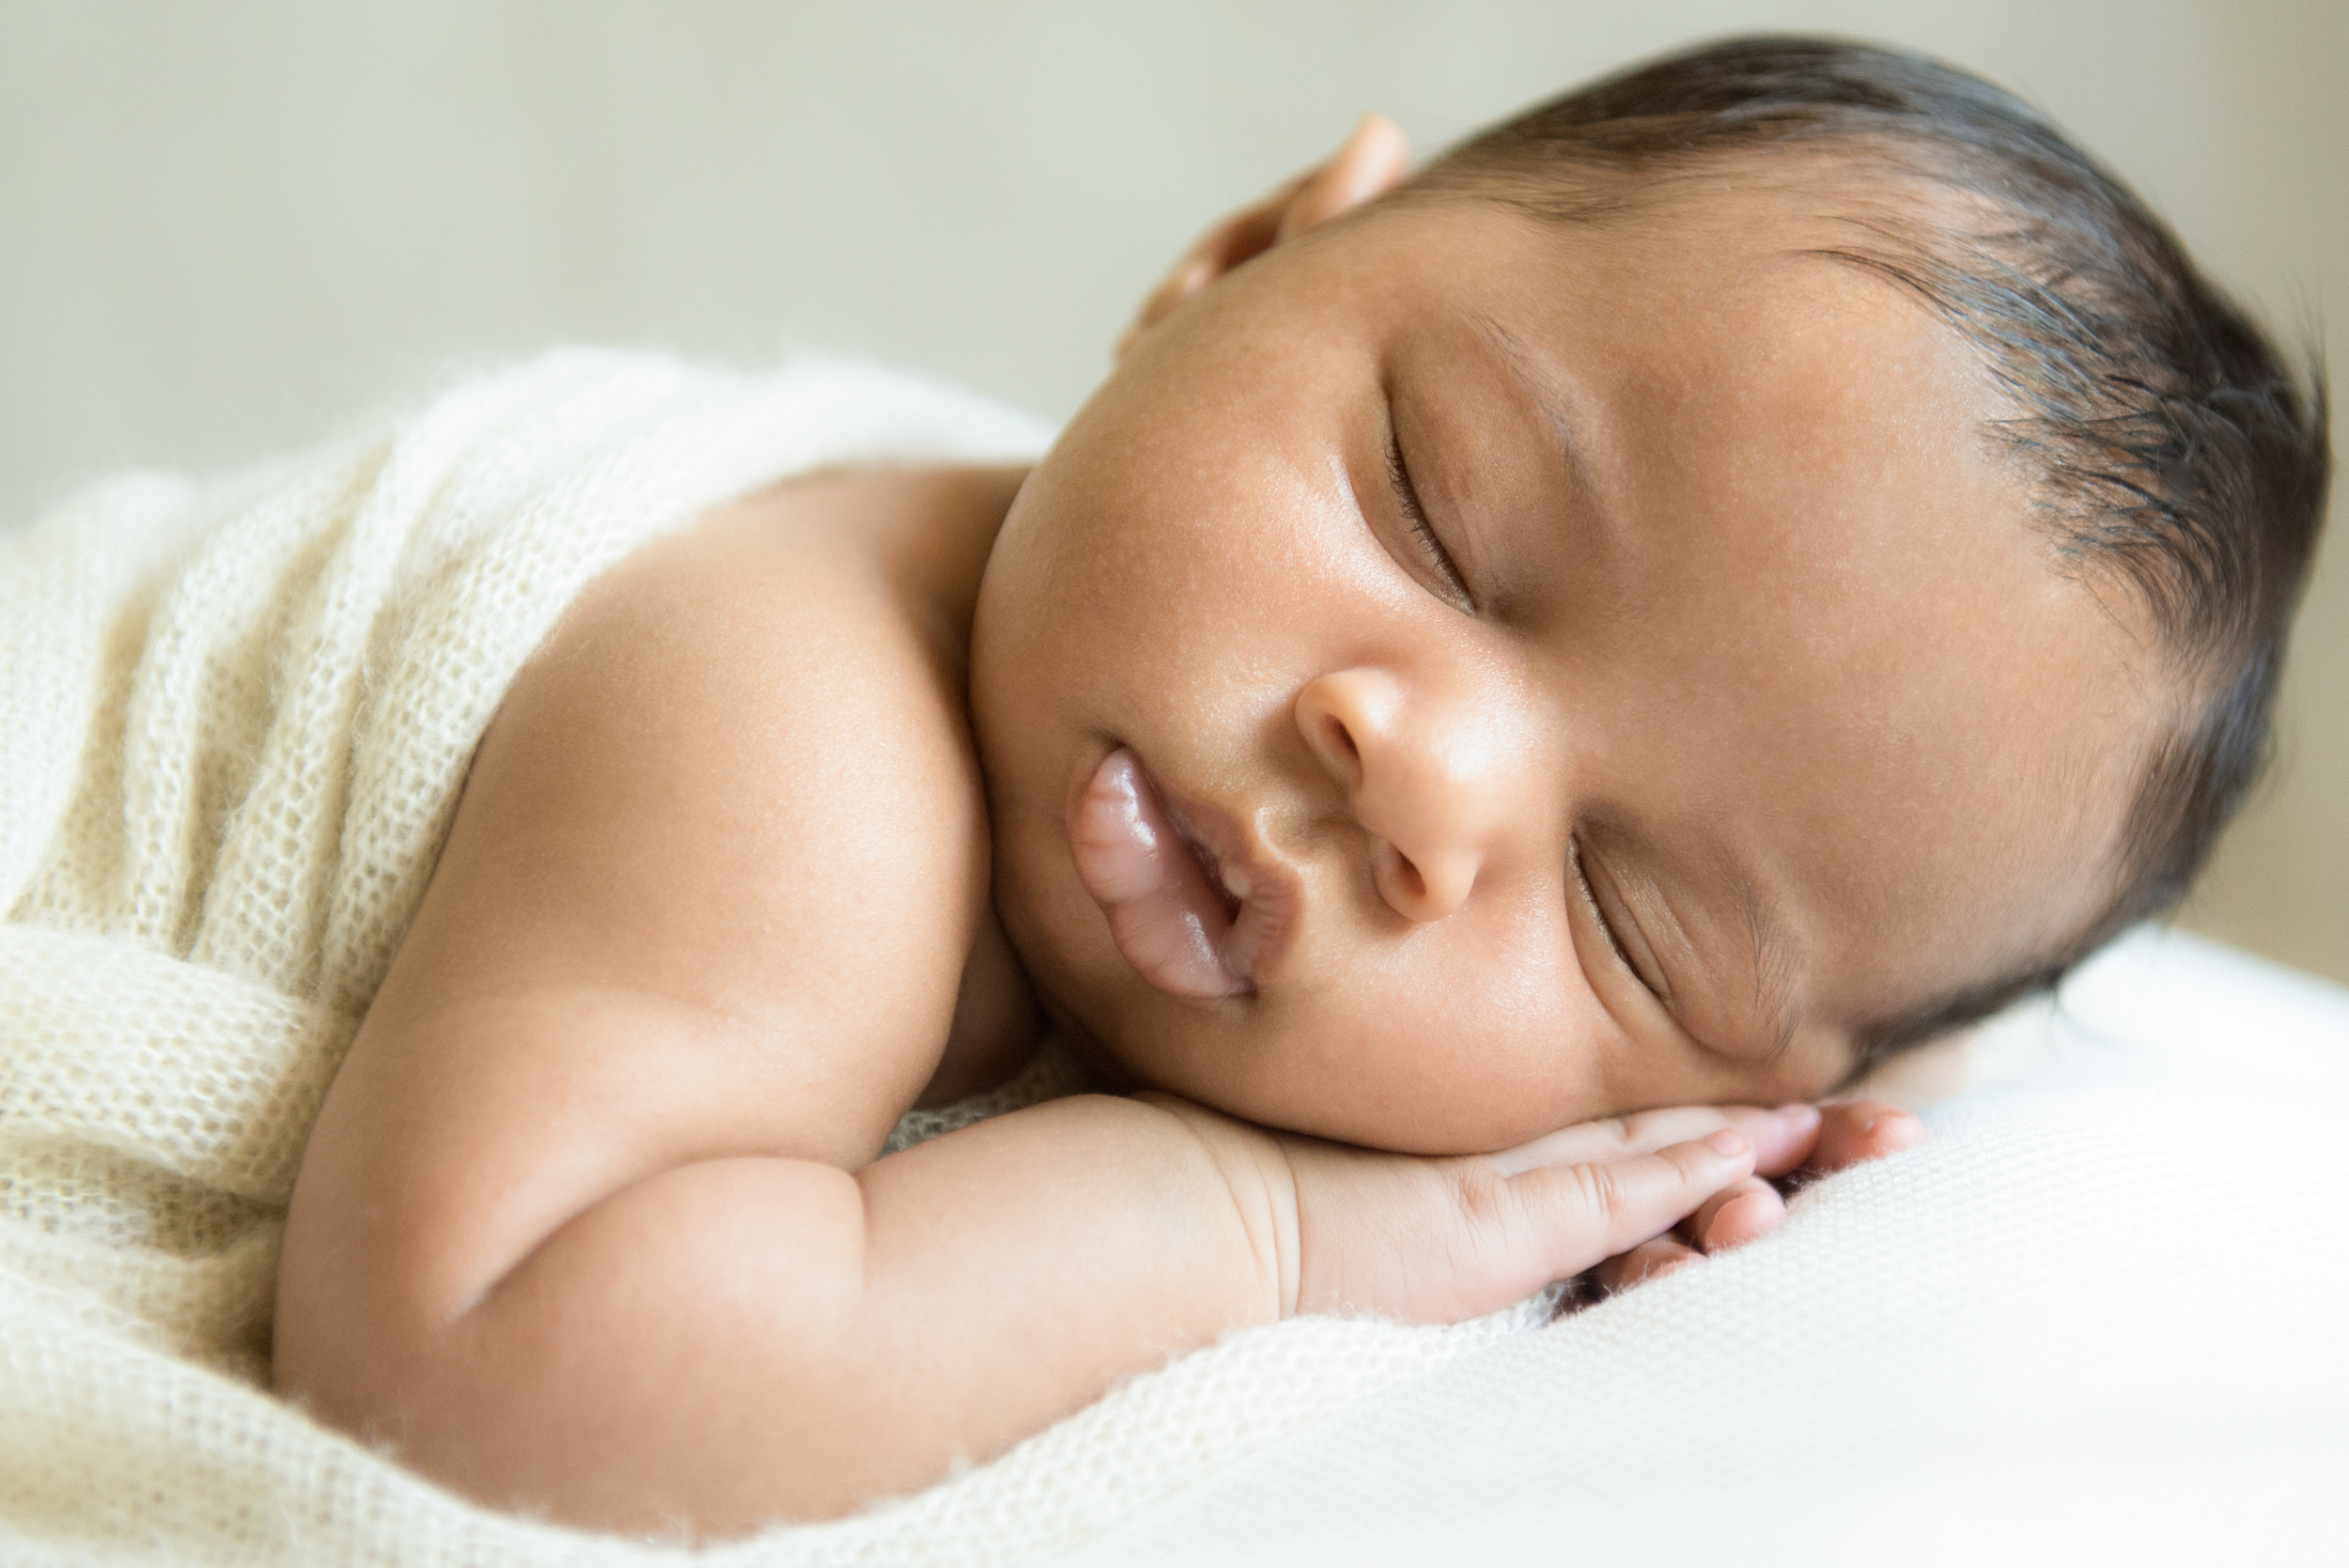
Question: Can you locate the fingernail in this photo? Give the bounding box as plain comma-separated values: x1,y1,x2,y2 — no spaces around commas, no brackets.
1776,1104,1821,1133
1705,1129,1748,1157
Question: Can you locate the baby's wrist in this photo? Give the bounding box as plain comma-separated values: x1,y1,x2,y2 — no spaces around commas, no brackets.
1129,1092,1304,1319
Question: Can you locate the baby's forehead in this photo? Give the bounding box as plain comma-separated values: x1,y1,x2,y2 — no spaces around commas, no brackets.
1423,137,1977,256
1397,171,1989,378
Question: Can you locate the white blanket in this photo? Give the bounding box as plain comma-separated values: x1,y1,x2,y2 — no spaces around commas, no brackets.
1065,927,2349,1566
4,353,2344,1565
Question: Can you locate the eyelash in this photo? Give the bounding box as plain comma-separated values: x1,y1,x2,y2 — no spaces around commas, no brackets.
1571,837,1659,1000
1385,431,1473,609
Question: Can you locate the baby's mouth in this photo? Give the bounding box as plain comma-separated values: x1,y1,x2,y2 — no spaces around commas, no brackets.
1068,748,1268,1002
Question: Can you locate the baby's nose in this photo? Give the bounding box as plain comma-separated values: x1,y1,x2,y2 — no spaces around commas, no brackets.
1365,835,1482,924
1293,669,1501,924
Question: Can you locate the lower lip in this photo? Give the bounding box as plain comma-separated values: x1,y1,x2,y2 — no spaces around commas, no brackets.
1067,748,1258,1001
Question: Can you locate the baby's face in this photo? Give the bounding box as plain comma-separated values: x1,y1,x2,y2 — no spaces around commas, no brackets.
971,188,2152,1155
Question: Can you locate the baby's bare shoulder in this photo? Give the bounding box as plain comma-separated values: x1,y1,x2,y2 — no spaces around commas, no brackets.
440,464,1012,1076
280,469,1015,1331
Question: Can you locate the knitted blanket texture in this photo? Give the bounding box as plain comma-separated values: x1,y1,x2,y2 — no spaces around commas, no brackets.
0,354,1552,1566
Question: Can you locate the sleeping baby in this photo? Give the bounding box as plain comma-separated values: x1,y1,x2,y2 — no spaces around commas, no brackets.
269,37,2329,1536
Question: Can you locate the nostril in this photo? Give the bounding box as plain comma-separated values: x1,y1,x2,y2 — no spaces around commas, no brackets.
1370,839,1431,917
1296,673,1387,795
1372,839,1475,924
1323,713,1359,764
1308,709,1364,794
1392,851,1426,905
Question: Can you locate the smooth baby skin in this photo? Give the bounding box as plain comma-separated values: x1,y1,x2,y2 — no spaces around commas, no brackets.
272,121,2141,1534
271,468,1836,1531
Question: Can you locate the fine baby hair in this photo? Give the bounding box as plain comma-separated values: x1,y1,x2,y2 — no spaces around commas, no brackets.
1416,36,2330,1066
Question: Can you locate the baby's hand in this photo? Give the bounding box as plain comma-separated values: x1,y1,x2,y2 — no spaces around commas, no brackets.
1593,1100,1923,1295
1154,1101,1828,1325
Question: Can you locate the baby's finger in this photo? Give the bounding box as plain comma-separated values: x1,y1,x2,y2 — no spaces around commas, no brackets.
1746,1103,1822,1177
1811,1101,1925,1171
1509,1130,1755,1271
1492,1104,1811,1178
1595,1235,1702,1295
1687,1175,1785,1252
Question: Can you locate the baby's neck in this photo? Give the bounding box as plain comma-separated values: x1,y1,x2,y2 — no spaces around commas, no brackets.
835,462,1031,695
920,897,1045,1105
816,462,1041,1104
708,461,1046,1106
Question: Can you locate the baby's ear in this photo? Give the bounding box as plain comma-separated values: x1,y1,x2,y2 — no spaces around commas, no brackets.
1115,114,1409,361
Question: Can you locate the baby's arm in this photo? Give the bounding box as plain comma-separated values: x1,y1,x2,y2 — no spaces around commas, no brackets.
289,1045,1793,1536
272,484,1826,1535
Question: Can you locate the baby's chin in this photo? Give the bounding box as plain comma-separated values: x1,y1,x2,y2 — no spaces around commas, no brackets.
987,839,1146,1081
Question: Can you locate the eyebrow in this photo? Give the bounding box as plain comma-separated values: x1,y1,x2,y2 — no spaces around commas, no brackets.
1466,312,1611,538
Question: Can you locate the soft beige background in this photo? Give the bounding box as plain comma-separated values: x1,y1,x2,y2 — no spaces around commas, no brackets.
3,1,2339,983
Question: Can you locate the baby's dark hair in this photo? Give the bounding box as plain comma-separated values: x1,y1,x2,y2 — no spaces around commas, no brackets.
1419,36,2331,1069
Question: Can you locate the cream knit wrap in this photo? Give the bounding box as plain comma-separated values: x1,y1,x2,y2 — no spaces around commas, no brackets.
0,354,1565,1565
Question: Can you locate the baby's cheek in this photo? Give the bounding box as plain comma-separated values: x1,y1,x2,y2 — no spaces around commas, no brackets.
1316,1015,1596,1155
